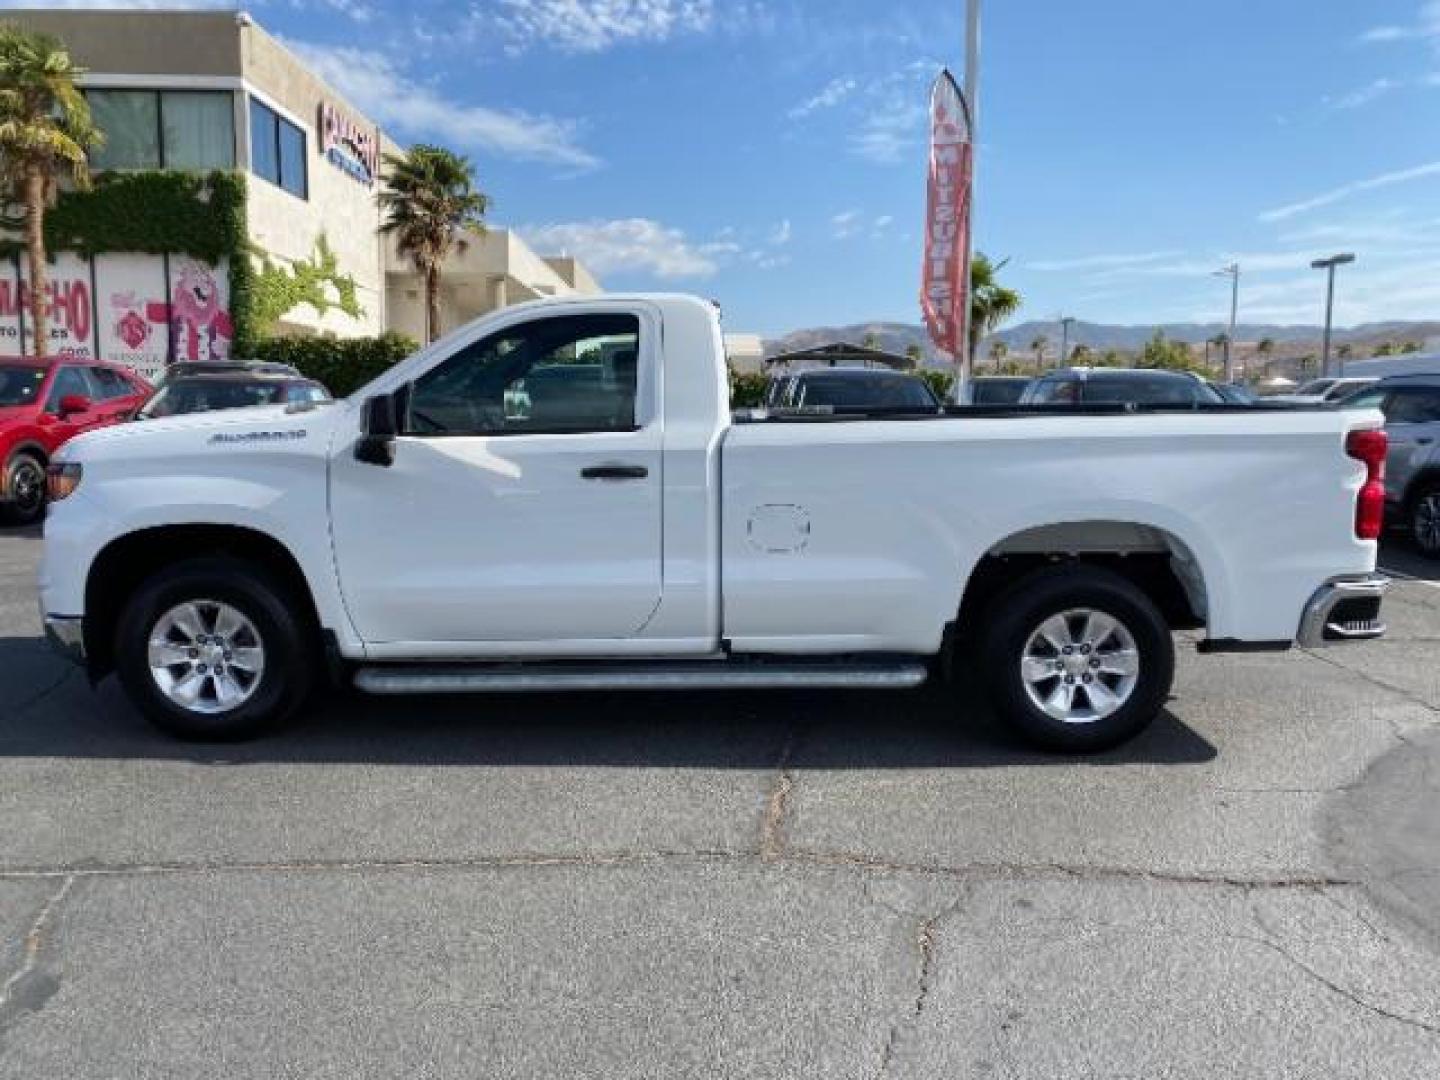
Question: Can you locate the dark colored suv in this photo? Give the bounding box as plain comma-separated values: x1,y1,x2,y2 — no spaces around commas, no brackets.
1343,375,1440,556
764,368,941,412
1020,368,1223,406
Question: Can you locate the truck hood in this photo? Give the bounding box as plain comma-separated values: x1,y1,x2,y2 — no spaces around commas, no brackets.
57,401,346,463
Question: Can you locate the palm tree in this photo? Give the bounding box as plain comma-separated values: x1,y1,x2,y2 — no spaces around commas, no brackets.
0,25,100,358
903,342,922,368
988,340,1008,370
378,144,489,343
1030,334,1049,373
969,253,1023,366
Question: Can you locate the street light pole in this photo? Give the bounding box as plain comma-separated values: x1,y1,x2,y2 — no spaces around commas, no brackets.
1059,316,1074,367
1212,263,1240,383
1311,253,1355,379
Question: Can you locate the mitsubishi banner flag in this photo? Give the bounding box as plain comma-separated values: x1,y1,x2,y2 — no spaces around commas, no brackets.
921,69,973,360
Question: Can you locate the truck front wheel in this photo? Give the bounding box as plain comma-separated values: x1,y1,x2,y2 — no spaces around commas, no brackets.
114,557,315,741
978,565,1175,753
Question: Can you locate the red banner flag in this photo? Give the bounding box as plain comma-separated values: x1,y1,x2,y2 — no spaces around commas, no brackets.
921,70,973,360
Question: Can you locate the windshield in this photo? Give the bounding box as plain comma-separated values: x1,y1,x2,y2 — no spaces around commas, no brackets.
1323,380,1373,402
1294,379,1335,396
793,374,937,409
0,365,45,407
140,379,291,418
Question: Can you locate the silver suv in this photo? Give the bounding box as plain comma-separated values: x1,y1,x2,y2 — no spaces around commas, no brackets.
1345,375,1440,557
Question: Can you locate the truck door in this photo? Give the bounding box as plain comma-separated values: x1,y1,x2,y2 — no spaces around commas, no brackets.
329,307,664,645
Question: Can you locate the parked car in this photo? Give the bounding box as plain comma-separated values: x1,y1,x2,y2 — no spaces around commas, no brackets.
148,360,302,392
136,372,332,420
1273,376,1377,405
42,295,1388,754
1020,368,1223,406
0,358,151,525
764,368,941,412
959,375,1032,405
1209,381,1259,405
1342,374,1440,556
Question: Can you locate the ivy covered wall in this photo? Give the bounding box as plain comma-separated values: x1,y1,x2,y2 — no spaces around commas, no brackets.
0,170,259,355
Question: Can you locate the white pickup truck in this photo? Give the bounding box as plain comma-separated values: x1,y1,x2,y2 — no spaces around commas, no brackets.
39,294,1389,751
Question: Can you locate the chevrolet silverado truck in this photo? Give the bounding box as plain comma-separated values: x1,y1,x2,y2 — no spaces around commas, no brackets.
39,295,1389,751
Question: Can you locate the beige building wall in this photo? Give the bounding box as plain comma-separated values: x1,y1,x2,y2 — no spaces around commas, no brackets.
386,230,603,343
240,24,388,337
5,9,242,76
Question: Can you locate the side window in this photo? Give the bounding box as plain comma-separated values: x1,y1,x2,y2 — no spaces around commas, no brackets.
90,367,134,400
406,313,642,436
45,367,94,411
1387,389,1440,424
1029,378,1078,404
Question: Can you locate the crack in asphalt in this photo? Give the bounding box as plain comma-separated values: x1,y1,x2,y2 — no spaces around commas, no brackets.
873,892,967,1078
5,666,78,719
758,723,802,861
1299,648,1440,740
0,849,1359,890
0,874,75,1037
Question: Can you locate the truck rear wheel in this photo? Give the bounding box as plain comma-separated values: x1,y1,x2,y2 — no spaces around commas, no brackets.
978,565,1174,753
114,557,314,741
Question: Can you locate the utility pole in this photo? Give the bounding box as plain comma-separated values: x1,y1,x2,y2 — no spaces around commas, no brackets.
956,0,981,402
1211,264,1240,383
1312,253,1355,378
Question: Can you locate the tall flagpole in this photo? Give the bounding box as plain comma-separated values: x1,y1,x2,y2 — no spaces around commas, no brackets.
957,0,981,399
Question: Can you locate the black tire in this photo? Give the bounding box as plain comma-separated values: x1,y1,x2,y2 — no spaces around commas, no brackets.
978,564,1174,753
1,452,46,526
114,556,315,741
1409,484,1440,559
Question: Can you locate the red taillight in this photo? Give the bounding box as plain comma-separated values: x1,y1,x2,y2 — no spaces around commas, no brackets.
1346,428,1387,540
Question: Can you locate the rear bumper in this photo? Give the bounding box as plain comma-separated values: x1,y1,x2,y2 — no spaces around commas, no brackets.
1297,575,1388,647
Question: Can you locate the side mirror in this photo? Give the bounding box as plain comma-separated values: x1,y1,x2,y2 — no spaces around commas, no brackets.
58,394,92,418
355,392,398,467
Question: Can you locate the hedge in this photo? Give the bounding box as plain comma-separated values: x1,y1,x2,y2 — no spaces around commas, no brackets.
730,370,769,407
249,332,418,398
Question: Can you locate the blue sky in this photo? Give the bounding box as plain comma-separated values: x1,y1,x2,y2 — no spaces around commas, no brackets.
22,1,1440,334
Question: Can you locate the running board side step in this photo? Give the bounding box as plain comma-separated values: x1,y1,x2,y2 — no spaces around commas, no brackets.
353,660,930,695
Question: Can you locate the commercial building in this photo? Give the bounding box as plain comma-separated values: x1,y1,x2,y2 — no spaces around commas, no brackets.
0,7,601,378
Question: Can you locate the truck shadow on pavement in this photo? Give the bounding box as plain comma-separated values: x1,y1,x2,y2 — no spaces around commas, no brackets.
0,636,1217,770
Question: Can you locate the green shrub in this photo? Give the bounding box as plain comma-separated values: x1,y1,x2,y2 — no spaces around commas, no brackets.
916,369,955,401
730,369,770,408
249,332,418,398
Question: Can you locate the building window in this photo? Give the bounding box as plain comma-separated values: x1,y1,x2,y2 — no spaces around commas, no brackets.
86,89,235,172
249,98,307,199
161,92,235,170
88,90,160,170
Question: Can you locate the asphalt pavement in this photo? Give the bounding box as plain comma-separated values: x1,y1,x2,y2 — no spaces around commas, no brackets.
0,525,1437,1078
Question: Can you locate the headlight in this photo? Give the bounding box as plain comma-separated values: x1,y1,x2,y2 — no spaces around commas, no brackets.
46,463,83,502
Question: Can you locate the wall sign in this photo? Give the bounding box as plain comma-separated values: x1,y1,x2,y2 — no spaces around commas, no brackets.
319,102,379,187
0,252,231,380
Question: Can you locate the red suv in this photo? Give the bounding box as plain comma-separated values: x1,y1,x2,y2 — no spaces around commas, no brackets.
1,358,151,525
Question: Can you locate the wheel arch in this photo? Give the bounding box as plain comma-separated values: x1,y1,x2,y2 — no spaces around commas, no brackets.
955,518,1217,646
84,524,324,679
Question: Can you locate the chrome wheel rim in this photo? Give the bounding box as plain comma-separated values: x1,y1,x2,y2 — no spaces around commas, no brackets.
1415,494,1440,555
10,460,44,514
1021,608,1140,725
148,600,265,714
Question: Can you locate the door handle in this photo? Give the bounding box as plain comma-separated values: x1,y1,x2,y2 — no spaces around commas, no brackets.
581,464,649,481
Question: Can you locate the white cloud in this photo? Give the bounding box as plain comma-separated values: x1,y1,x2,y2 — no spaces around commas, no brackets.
768,219,792,245
1028,251,1185,273
850,101,925,164
1330,77,1402,109
1359,2,1440,46
286,41,598,169
788,77,857,120
487,0,717,53
519,218,722,279
830,210,862,239
1259,160,1440,221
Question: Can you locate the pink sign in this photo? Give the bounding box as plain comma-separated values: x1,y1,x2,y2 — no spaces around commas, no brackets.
921,69,973,360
